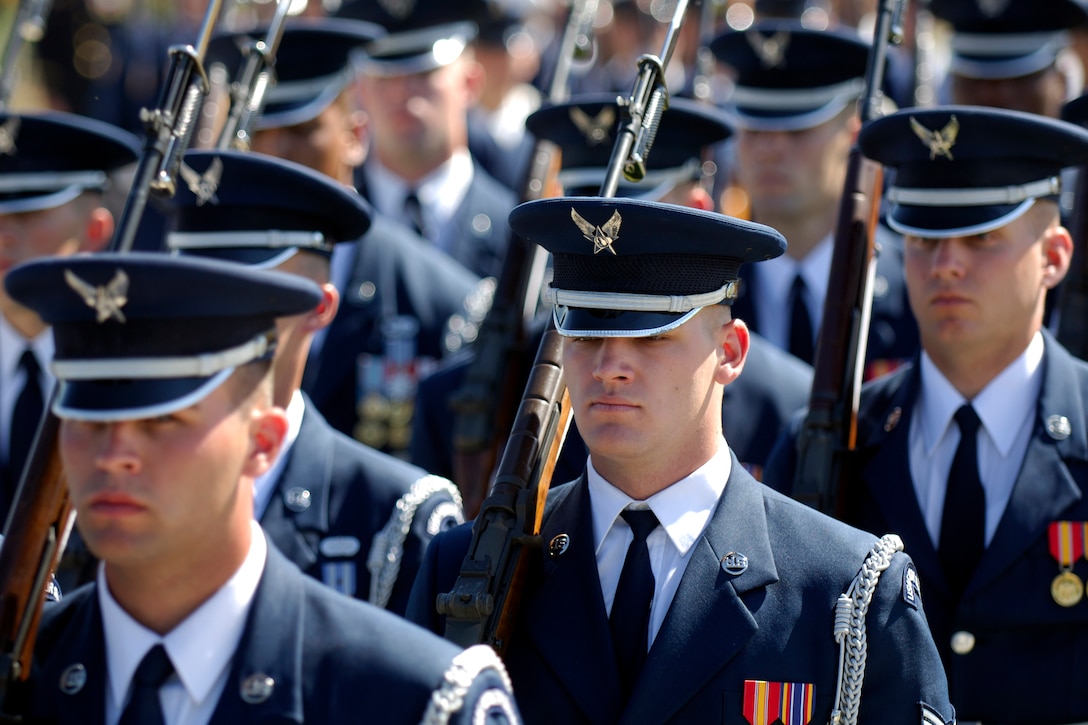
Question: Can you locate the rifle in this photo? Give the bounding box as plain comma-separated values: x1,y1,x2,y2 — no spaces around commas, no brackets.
789,0,906,518
215,0,293,151
0,1,225,714
0,0,52,110
449,0,599,518
438,0,692,653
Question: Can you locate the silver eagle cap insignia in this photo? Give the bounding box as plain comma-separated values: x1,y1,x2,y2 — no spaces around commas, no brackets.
747,30,790,68
0,117,20,156
571,208,621,255
569,106,616,146
64,269,129,323
179,157,223,206
910,115,959,161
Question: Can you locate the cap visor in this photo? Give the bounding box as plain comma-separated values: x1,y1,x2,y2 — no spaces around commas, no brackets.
888,199,1036,238
53,369,234,422
554,306,702,337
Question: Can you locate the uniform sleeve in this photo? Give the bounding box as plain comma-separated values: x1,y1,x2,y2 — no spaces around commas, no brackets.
760,408,805,495
856,549,955,725
421,645,523,725
377,475,465,616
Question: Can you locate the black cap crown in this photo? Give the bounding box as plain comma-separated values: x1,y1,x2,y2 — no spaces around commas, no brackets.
510,197,785,336
930,0,1088,79
859,105,1088,237
208,18,383,129
5,254,322,421
166,150,372,268
0,112,139,214
526,95,733,197
710,22,869,131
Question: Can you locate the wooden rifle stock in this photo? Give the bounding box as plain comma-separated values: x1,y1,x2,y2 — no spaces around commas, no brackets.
449,0,599,517
440,0,690,653
790,0,905,517
440,326,570,653
0,1,225,715
791,153,882,516
0,393,71,713
1056,167,1088,359
450,142,560,518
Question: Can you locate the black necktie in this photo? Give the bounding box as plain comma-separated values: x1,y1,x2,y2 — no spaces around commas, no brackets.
119,644,175,725
788,274,814,364
939,404,985,602
403,189,426,239
9,348,43,490
610,508,659,698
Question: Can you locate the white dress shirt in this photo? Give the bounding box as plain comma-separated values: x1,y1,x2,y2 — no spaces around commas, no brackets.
363,149,475,254
0,315,53,463
100,520,267,725
252,390,304,520
909,331,1044,547
589,441,731,650
746,235,833,353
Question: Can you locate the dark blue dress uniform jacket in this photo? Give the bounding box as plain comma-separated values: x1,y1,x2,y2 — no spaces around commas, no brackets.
764,329,1088,723
355,163,516,282
731,225,919,375
302,213,480,438
408,452,954,725
21,537,518,724
261,397,462,616
428,164,516,282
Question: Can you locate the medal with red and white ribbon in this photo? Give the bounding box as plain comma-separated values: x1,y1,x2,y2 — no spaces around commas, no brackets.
1048,521,1085,607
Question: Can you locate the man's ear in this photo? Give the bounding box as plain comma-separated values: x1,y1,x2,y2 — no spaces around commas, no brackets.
345,108,368,169
245,406,288,479
462,57,486,107
82,207,115,252
1042,223,1074,290
684,185,714,211
717,314,749,386
306,282,341,332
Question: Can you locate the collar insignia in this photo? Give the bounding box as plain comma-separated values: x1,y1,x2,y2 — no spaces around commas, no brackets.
571,207,621,255
910,115,959,160
377,0,415,20
569,106,616,146
747,30,790,69
977,0,1012,18
0,117,20,156
64,268,129,323
179,156,223,206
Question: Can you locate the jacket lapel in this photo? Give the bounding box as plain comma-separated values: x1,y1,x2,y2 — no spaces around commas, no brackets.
621,457,778,724
38,592,109,725
208,541,306,724
522,478,625,724
259,401,334,572
969,335,1087,596
856,367,947,597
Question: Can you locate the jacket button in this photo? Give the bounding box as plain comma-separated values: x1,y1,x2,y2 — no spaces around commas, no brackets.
950,630,975,655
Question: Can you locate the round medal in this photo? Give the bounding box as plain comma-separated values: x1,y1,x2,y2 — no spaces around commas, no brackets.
1051,570,1084,607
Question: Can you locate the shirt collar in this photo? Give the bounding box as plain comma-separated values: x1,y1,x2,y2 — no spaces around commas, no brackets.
100,520,267,710
588,440,731,557
917,330,1044,456
252,390,305,519
754,234,833,311
364,148,474,227
0,313,53,383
